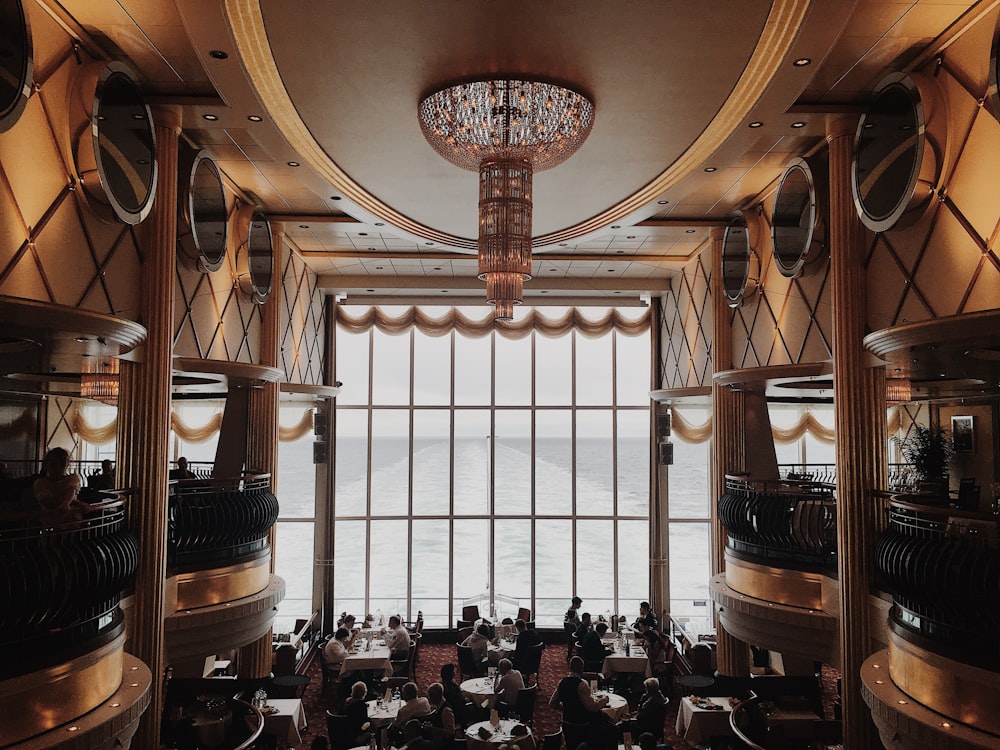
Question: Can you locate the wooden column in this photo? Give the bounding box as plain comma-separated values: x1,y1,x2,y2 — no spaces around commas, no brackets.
242,227,285,679
827,114,885,750
117,105,181,750
649,297,669,625
709,226,750,677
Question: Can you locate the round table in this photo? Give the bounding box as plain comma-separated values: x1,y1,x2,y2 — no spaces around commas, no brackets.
594,690,629,722
465,718,534,750
367,697,403,724
676,674,715,692
270,673,311,698
461,676,498,708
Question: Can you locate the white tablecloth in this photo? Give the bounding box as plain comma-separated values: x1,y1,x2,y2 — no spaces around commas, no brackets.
674,696,734,747
341,644,393,679
601,645,651,677
367,697,404,723
461,677,498,708
594,690,629,722
465,718,535,750
256,698,307,747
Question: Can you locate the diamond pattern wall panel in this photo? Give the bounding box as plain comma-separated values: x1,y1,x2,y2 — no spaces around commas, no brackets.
280,248,326,385
0,21,140,320
658,253,713,389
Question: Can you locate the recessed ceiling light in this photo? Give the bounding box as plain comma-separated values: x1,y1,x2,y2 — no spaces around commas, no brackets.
374,222,384,226
657,200,669,204
209,50,229,60
375,266,383,270
704,167,717,173
790,121,807,129
549,268,557,272
748,121,763,128
433,267,441,271
611,225,621,229
626,236,636,239
358,232,367,236
299,225,309,229
540,290,548,294
793,57,812,67
617,251,625,254
287,161,300,167
425,242,433,246
367,289,374,292
202,114,219,121
330,196,341,201
686,229,695,234
614,291,621,294
131,113,145,120
137,159,149,165
607,269,615,272
559,243,568,247
247,115,263,122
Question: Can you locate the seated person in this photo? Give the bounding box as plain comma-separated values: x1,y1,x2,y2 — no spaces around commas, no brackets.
512,619,543,673
383,615,412,659
580,621,612,667
461,623,492,667
424,682,456,745
323,627,352,668
550,656,615,747
643,629,672,678
169,456,196,480
630,677,668,738
33,447,87,522
493,658,524,708
440,664,468,726
633,601,658,631
88,459,115,490
573,611,594,643
392,682,432,728
344,681,371,744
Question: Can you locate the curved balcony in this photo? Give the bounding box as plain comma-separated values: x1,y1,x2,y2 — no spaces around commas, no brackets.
164,474,285,668
712,476,840,664
0,493,151,748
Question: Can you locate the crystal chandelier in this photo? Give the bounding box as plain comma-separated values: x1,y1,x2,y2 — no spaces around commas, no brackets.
419,79,595,320
81,356,120,406
886,376,912,403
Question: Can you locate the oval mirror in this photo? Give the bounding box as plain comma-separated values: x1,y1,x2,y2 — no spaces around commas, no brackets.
722,216,757,308
771,158,827,278
73,61,156,224
244,212,272,303
178,149,228,272
0,0,32,133
852,73,937,232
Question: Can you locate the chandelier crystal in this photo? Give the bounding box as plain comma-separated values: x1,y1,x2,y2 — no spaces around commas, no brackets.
81,356,120,406
419,79,594,320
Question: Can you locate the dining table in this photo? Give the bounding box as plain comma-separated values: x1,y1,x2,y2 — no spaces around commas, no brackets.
465,718,535,750
487,637,517,664
254,698,307,748
593,689,630,722
674,695,735,747
601,643,651,678
341,640,394,680
366,697,404,725
461,676,498,708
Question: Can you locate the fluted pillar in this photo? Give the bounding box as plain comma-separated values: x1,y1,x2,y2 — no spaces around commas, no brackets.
649,297,669,625
709,227,750,677
117,105,181,749
827,114,885,750
243,227,285,678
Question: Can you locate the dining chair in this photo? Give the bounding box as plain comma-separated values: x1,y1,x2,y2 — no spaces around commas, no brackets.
409,632,422,679
325,712,352,750
563,621,577,660
521,643,544,688
541,727,563,750
457,643,485,680
515,684,538,726
517,607,531,623
462,604,481,622
458,626,474,642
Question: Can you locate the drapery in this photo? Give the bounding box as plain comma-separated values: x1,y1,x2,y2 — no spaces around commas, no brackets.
73,407,314,445
336,305,651,339
671,409,837,445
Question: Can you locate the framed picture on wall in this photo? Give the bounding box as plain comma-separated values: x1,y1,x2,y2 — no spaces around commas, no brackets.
952,416,974,454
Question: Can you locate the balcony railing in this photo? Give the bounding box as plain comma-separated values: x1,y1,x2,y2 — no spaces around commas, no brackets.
720,475,837,569
876,498,999,662
168,473,279,568
0,494,137,675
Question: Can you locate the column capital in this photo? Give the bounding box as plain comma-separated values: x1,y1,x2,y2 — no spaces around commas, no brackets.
150,105,183,135
825,113,859,144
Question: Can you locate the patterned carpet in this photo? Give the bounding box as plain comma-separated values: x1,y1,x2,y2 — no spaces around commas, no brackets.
291,640,763,749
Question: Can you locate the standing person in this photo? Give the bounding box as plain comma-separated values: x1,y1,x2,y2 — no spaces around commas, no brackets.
439,663,468,727
512,619,542,674
564,596,583,626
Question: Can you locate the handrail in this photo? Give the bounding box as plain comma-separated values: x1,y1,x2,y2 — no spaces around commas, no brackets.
729,695,766,750
232,700,265,750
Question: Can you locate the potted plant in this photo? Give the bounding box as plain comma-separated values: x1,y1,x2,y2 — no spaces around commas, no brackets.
894,424,953,498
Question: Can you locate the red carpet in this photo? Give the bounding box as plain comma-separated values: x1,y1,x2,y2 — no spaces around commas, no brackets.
293,641,839,748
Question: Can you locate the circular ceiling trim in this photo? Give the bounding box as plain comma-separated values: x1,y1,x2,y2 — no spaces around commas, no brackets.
72,61,157,225
771,157,827,278
223,0,811,249
722,215,758,308
0,0,33,133
989,12,1000,123
178,148,229,272
239,212,273,304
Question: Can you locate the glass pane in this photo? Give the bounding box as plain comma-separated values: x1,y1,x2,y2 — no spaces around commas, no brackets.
575,333,612,405
370,410,409,516
535,411,572,516
576,520,613,599
454,410,490,516
670,411,710,518
335,327,370,405
534,519,572,602
669,522,712,635
495,334,531,406
576,411,613,516
413,410,451,515
335,409,368,517
372,330,411,405
334,519,367,600
454,334,491,405
494,519,531,607
172,402,222,465
370,519,408,618
278,408,316,519
535,332,572,406
617,411,650,516
616,331,651,406
412,519,450,627
453,519,489,604
414,330,451,405
494,410,531,515
274,522,315,632
617,519,649,616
